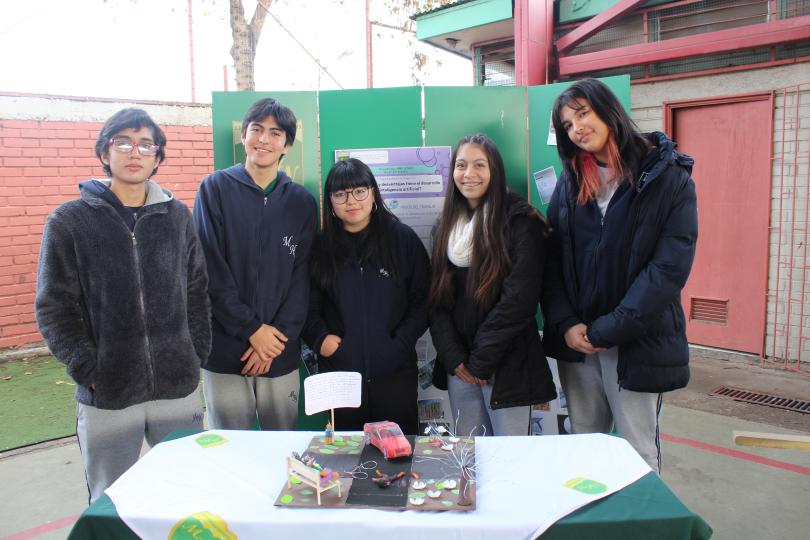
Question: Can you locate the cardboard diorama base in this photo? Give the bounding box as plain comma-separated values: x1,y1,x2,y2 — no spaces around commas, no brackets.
274,434,476,511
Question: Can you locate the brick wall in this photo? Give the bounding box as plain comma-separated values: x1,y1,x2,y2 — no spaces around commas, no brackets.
0,97,213,349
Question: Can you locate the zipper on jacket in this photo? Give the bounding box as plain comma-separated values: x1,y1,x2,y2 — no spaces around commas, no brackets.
252,195,265,319
585,207,606,323
359,264,372,384
131,230,156,397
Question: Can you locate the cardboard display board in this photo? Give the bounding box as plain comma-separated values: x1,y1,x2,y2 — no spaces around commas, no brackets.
275,435,476,511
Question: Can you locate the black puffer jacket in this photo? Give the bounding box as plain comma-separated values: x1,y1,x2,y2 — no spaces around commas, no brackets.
542,132,698,392
430,191,557,410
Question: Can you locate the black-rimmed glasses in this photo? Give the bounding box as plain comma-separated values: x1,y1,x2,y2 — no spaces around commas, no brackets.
330,187,371,204
109,137,160,157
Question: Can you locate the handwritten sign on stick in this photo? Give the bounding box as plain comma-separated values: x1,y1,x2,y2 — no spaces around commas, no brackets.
304,371,362,416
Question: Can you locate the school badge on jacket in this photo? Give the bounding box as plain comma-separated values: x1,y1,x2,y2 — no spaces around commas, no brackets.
282,234,298,257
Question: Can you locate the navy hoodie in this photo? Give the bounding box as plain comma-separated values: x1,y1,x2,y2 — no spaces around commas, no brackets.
194,164,317,377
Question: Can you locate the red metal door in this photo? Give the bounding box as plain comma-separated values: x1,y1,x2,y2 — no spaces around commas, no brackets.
667,93,773,354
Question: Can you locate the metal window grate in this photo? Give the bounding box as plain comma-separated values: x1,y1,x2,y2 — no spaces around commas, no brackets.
475,40,515,87
711,386,810,414
690,297,729,325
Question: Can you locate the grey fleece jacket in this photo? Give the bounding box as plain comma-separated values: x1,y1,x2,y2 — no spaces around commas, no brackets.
35,179,211,410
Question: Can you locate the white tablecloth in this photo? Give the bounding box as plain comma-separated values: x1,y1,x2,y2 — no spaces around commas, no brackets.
106,430,650,540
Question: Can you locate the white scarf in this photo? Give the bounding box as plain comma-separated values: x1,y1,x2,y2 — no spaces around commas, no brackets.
447,213,476,268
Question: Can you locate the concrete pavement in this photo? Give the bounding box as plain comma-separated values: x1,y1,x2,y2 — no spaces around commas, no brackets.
2,355,809,539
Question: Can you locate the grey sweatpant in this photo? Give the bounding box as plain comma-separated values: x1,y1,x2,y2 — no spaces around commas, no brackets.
557,347,663,472
76,389,203,503
202,369,299,431
447,374,530,437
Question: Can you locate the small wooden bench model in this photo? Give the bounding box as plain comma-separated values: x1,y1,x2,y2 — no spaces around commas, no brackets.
286,456,342,505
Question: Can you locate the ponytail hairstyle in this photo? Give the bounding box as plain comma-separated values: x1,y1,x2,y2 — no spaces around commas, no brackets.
312,158,398,291
551,78,648,204
429,134,511,312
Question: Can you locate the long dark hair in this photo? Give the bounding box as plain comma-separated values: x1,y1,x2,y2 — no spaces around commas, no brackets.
429,134,513,311
551,78,648,204
312,158,399,291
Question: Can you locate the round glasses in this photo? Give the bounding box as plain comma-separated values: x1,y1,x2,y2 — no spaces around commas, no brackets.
109,137,160,157
330,187,371,204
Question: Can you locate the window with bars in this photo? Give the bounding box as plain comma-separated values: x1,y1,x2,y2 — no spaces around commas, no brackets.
475,41,515,87
556,0,810,82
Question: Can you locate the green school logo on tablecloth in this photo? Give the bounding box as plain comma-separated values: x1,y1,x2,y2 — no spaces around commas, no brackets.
565,477,607,495
168,511,236,540
195,434,228,448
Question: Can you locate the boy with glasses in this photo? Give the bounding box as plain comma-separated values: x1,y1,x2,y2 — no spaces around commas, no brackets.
35,108,211,503
194,98,316,430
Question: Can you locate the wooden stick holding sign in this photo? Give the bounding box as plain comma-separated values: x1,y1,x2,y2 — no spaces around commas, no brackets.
304,371,362,434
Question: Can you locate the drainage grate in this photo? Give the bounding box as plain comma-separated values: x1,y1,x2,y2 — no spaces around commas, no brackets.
711,386,810,414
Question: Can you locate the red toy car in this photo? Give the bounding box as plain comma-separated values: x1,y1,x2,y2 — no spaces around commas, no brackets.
363,421,412,460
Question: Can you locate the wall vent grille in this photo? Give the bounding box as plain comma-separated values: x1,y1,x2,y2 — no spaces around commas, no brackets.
690,297,729,325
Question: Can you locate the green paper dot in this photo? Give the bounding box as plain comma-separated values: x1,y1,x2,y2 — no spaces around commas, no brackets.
351,435,364,441
319,448,335,454
348,449,360,454
416,437,429,443
422,449,433,454
427,479,436,484
410,491,426,498
289,476,302,485
436,482,444,489
346,441,360,447
280,494,294,504
324,445,339,450
300,489,314,495
332,440,346,446
299,498,313,503
452,489,459,495
441,500,453,507
463,438,474,444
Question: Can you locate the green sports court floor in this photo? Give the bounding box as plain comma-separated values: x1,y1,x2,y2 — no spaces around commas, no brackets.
0,358,325,451
0,356,76,451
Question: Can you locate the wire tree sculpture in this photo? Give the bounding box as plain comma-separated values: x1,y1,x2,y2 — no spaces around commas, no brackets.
414,412,482,506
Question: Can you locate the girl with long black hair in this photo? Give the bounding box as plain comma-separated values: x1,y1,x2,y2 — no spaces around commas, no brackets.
429,134,557,437
542,78,698,472
303,158,430,434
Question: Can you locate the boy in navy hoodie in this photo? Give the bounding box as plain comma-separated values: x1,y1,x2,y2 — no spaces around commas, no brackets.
194,98,317,430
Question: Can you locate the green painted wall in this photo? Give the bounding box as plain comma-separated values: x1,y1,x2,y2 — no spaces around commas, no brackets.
424,86,528,196
559,0,671,23
210,77,630,417
210,91,320,202
319,87,422,184
415,0,512,40
527,75,630,212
